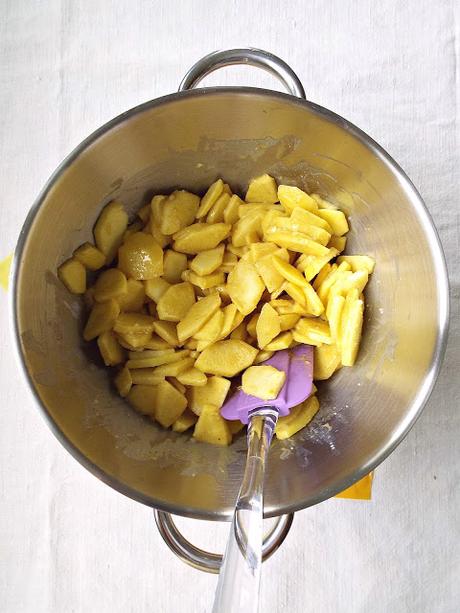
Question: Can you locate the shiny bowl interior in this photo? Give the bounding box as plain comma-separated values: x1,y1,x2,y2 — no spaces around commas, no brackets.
11,89,449,519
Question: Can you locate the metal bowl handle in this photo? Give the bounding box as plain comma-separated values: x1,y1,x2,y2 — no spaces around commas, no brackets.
154,509,294,574
178,48,306,99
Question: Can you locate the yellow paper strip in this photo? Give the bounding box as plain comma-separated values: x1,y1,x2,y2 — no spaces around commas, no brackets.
335,472,374,500
0,253,13,291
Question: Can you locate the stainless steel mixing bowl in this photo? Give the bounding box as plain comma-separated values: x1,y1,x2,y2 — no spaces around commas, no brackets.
10,49,449,570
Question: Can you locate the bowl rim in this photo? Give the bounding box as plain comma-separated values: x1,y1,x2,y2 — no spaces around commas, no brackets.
9,86,450,520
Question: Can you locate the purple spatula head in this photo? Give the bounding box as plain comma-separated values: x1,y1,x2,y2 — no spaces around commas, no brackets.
220,344,314,424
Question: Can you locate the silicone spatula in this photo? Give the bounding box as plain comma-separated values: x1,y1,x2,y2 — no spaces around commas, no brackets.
213,344,314,613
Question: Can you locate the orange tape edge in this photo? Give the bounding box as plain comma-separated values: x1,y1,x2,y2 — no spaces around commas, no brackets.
335,472,374,500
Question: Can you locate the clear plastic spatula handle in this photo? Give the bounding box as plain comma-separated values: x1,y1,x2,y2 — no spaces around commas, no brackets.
212,407,278,613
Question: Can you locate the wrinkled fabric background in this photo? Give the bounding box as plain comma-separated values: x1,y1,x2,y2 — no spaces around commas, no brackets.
0,1,458,612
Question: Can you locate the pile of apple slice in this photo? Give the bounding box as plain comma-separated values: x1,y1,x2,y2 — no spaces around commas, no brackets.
57,174,374,445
